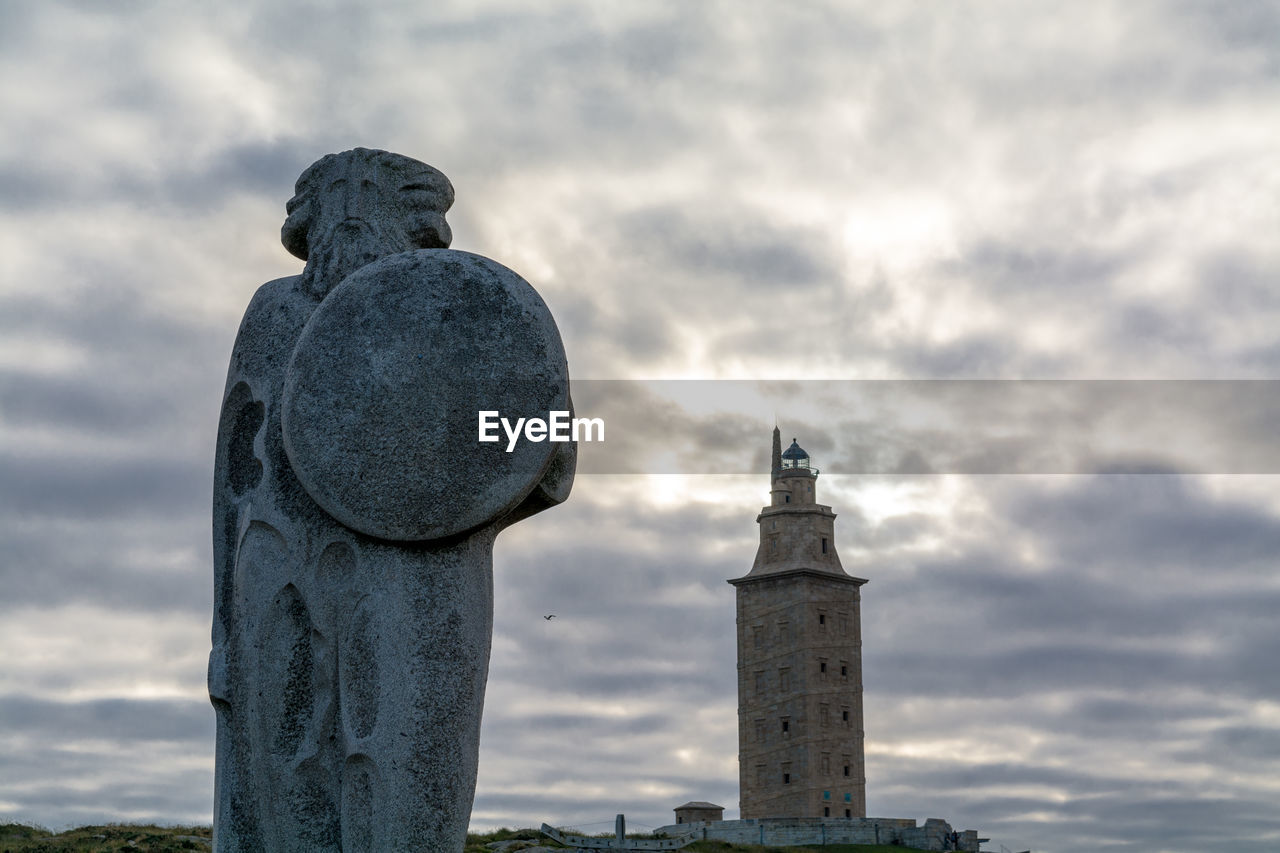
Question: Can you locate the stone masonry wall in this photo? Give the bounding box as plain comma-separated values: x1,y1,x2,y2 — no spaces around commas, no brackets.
734,572,866,818
653,817,981,852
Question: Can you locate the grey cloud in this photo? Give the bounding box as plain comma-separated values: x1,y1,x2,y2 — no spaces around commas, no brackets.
571,381,1280,474
0,368,180,433
0,516,208,613
614,206,839,292
939,242,1126,297
0,699,213,828
512,713,669,737
1170,0,1280,63
0,696,211,744
154,139,322,213
0,452,207,521
1200,724,1280,762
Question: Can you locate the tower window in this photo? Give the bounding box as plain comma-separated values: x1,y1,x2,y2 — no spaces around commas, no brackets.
785,494,791,503
819,659,828,675
820,704,829,727
821,753,831,774
840,662,848,677
823,807,830,817
842,709,850,723
821,537,828,554
845,809,851,818
780,718,790,735
782,773,791,784
843,765,850,777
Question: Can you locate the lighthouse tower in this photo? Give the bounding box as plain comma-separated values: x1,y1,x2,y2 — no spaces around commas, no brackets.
728,427,867,819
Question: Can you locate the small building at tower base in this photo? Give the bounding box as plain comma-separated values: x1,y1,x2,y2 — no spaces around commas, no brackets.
672,802,724,824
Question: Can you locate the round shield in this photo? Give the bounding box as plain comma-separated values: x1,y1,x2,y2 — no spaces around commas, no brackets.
281,248,569,541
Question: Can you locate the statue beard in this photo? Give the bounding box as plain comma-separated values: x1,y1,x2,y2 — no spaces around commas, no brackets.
299,218,410,300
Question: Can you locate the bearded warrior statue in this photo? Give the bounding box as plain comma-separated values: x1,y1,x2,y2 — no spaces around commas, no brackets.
210,148,573,852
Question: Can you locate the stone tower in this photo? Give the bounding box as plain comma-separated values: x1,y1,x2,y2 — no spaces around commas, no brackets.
728,427,867,819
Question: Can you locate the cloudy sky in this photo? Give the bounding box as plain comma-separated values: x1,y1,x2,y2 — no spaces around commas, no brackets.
2,2,1280,851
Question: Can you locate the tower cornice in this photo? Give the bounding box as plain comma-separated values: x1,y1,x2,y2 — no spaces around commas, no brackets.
727,567,868,588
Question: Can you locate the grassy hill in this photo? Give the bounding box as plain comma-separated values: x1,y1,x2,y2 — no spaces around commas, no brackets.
2,824,932,853
0,823,211,852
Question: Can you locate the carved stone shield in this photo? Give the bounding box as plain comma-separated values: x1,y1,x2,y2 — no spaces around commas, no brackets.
282,248,569,541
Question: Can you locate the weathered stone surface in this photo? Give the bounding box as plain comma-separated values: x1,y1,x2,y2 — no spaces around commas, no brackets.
210,148,575,852
652,817,981,852
282,249,568,541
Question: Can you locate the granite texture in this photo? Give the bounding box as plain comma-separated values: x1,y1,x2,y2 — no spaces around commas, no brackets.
210,148,574,852
282,249,568,541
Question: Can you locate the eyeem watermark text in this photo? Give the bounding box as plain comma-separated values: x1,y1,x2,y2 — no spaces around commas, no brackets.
478,410,605,452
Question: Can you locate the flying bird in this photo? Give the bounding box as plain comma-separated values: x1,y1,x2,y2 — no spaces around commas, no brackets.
544,614,556,620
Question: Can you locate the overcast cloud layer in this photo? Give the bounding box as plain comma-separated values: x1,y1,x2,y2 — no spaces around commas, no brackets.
2,3,1280,852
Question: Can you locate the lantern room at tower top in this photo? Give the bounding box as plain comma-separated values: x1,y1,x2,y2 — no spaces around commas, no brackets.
770,434,820,509
779,437,817,473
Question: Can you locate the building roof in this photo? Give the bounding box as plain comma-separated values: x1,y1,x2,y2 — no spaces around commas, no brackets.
674,801,724,810
781,439,808,460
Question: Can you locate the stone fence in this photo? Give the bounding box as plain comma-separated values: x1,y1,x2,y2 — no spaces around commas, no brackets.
651,816,981,852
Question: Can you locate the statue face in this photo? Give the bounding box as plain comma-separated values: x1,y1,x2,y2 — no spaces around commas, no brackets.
281,148,454,263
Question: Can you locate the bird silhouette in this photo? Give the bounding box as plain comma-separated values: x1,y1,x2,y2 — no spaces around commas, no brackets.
544,614,556,620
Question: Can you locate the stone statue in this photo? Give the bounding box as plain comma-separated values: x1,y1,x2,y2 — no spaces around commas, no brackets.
210,148,574,852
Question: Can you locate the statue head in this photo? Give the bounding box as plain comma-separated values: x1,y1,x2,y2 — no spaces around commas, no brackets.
281,148,455,297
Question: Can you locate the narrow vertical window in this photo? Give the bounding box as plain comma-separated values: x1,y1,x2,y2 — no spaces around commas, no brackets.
821,537,828,554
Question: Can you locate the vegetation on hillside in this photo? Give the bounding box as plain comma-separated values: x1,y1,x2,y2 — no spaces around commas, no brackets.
2,823,932,853
0,823,211,852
